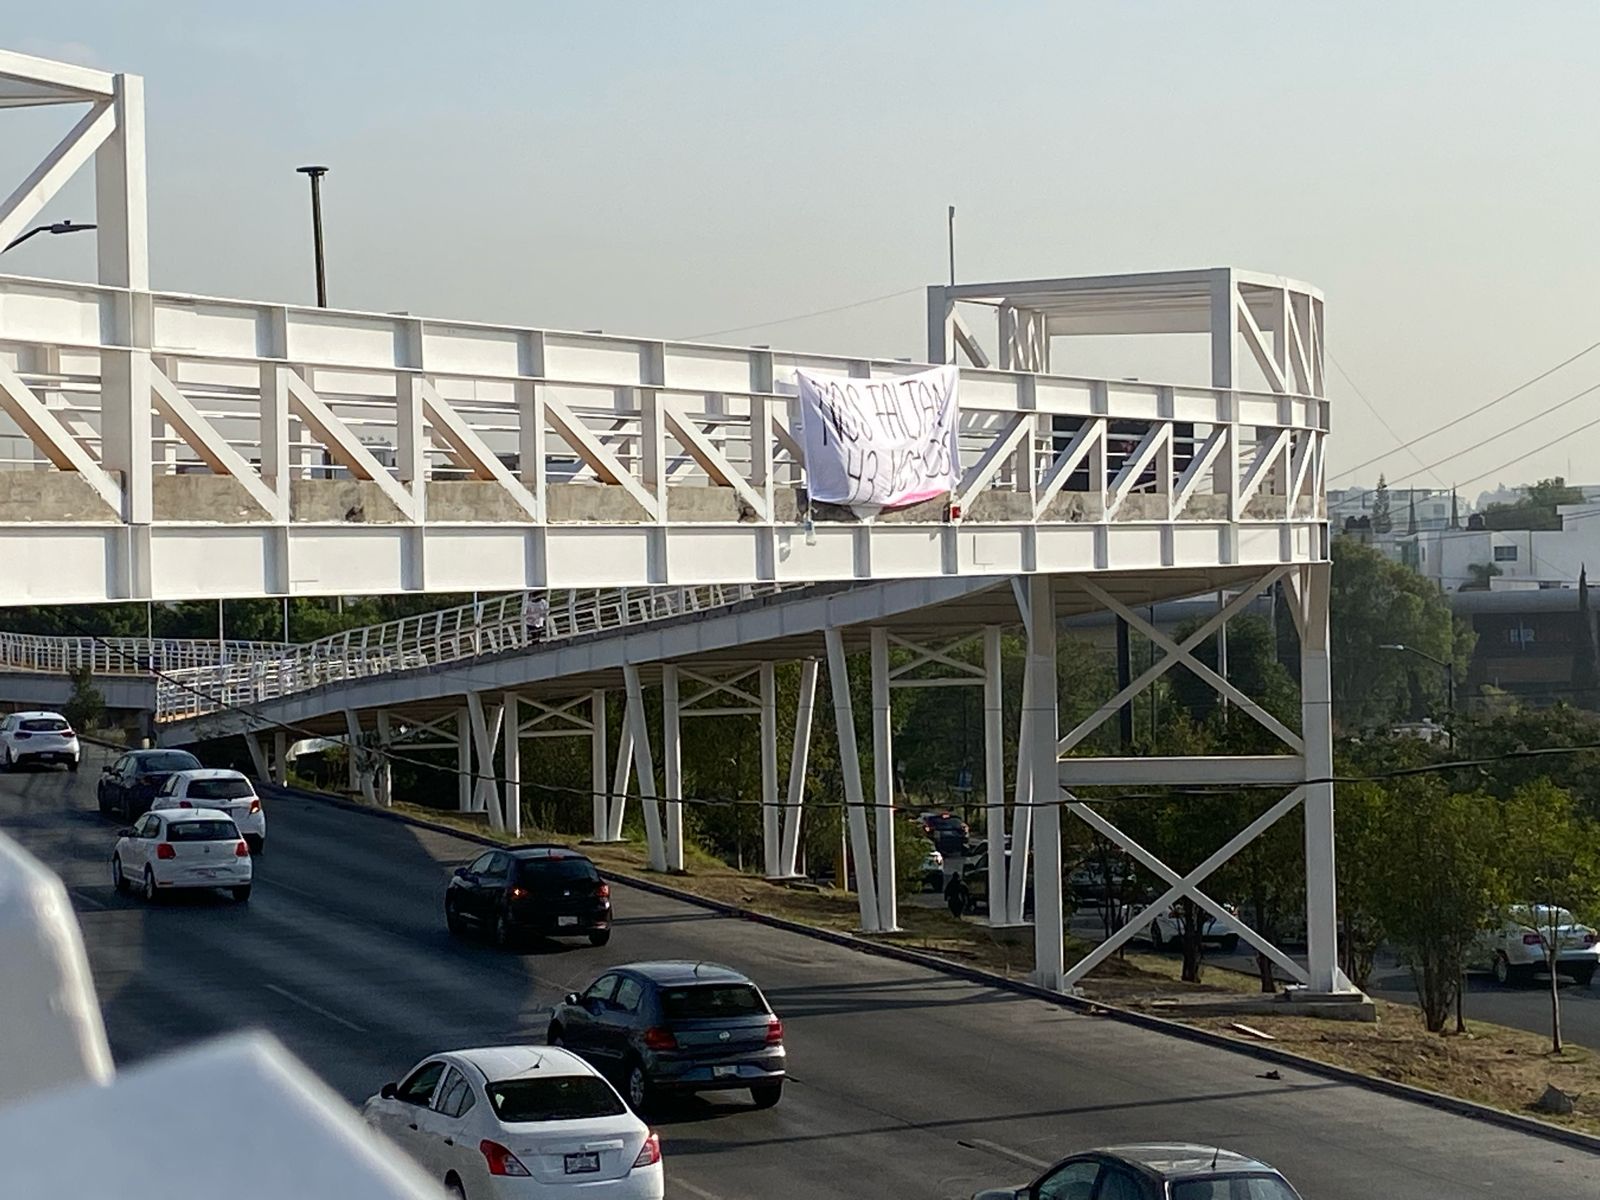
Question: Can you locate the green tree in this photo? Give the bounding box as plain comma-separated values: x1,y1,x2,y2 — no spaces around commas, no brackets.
1329,538,1472,733
1370,475,1392,534
1502,779,1600,1053
1461,561,1502,591
61,667,105,735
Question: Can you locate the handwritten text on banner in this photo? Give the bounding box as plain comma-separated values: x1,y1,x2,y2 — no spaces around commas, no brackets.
795,365,960,514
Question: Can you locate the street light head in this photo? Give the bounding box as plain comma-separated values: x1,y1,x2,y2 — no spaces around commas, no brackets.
296,165,329,178
1378,643,1406,651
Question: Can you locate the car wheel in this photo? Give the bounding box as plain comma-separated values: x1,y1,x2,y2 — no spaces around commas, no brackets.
232,885,251,903
112,855,130,895
493,910,515,949
1219,934,1240,954
1570,965,1596,988
445,900,464,937
247,836,263,857
0,747,11,772
588,929,611,947
142,867,158,904
751,1081,783,1109
68,757,79,774
625,1062,656,1114
547,1024,564,1047
1148,922,1165,950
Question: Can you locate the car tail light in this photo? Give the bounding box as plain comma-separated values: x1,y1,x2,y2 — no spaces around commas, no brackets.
632,1131,661,1168
509,886,528,899
248,798,261,814
156,843,176,860
235,841,249,858
1586,932,1598,947
178,801,192,808
1524,932,1544,945
479,1140,531,1178
13,732,28,740
765,1017,784,1045
598,882,610,898
642,1026,677,1051
61,728,73,737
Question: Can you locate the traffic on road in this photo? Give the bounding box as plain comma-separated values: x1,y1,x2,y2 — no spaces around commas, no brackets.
0,749,1591,1199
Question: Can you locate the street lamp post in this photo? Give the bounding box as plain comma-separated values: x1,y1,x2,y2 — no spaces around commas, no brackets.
295,165,330,307
2,219,96,254
1379,642,1456,729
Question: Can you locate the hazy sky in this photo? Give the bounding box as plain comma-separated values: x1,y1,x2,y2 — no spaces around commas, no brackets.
5,3,1599,498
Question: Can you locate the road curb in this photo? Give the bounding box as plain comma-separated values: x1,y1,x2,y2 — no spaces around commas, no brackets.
267,783,1600,1158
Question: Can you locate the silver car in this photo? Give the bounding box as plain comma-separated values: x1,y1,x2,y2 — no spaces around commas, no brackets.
974,1144,1302,1200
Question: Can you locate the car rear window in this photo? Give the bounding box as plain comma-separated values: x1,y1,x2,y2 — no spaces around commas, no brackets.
516,857,598,884
1172,1176,1299,1200
486,1076,625,1122
167,819,238,842
659,983,765,1019
187,778,255,800
19,718,70,733
139,752,201,772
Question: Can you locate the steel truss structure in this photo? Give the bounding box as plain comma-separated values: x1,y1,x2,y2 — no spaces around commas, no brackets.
0,47,1347,998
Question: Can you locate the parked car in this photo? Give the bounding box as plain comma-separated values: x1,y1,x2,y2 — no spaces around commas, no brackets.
96,749,202,821
363,1045,662,1199
1130,901,1243,954
111,807,252,903
973,1143,1302,1200
0,710,80,772
921,811,971,855
153,768,267,854
548,961,785,1114
1479,904,1600,987
945,851,1033,920
920,844,946,892
446,845,611,948
1067,857,1133,903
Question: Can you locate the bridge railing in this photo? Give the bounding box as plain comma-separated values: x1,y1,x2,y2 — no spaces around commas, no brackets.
153,583,792,723
0,633,291,678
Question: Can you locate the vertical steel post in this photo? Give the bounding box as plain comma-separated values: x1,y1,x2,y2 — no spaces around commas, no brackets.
623,664,666,871
607,717,633,842
759,662,780,879
272,730,287,787
1300,563,1343,992
778,660,819,878
1028,574,1064,989
869,628,899,932
662,665,684,872
590,690,608,841
503,693,521,840
983,626,1009,925
824,628,880,931
374,711,393,808
456,705,471,813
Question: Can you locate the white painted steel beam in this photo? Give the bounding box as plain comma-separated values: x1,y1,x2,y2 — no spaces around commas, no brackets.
824,627,880,932
622,664,666,871
1027,575,1063,989
590,691,608,842
758,662,780,880
868,629,899,933
777,660,817,880
982,626,1009,927
661,666,684,873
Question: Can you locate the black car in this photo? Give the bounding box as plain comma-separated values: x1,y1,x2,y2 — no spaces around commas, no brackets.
973,1143,1302,1200
921,811,971,855
445,845,611,947
548,961,786,1114
945,850,1034,920
96,749,202,821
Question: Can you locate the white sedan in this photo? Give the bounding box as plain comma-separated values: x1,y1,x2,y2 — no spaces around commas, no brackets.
363,1046,663,1200
1480,904,1600,987
112,808,253,903
153,768,268,854
0,710,80,772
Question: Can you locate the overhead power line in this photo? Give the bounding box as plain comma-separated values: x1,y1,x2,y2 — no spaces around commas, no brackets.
681,287,922,343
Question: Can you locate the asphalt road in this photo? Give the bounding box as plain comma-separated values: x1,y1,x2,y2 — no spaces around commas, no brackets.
4,755,1597,1199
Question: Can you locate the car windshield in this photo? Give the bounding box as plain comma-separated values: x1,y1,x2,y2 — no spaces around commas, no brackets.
186,778,255,800
19,718,69,732
1512,905,1578,927
1171,1175,1299,1200
139,752,200,773
166,819,238,842
486,1076,625,1122
516,857,598,884
660,983,764,1019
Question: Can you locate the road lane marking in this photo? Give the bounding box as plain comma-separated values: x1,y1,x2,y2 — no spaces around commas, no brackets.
960,1138,1050,1170
671,1179,727,1200
263,983,368,1033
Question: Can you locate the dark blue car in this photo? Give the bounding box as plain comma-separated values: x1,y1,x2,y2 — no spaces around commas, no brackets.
548,961,786,1114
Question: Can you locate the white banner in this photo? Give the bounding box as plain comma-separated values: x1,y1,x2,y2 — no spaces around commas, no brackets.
795,365,960,514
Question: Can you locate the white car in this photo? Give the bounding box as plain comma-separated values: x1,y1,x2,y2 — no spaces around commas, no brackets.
1480,904,1600,987
363,1046,663,1200
153,768,267,854
112,807,253,903
0,710,80,772
1127,901,1242,953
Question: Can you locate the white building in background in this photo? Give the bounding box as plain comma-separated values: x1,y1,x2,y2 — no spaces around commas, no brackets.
1328,485,1456,531
1404,503,1600,592
1475,482,1600,511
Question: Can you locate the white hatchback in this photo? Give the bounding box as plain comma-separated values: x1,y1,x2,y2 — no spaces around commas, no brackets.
363,1046,664,1200
112,807,253,903
153,768,267,854
0,710,80,772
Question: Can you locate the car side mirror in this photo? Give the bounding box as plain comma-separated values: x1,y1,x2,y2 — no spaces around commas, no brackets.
101,764,114,775
116,827,133,838
380,1082,397,1100
454,865,468,878
564,992,580,1007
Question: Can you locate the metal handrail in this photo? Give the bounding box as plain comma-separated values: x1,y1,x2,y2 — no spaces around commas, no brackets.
0,633,291,677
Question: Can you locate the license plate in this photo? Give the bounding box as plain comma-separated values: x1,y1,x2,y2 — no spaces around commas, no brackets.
195,869,216,879
557,915,578,927
714,1065,738,1078
564,1152,600,1175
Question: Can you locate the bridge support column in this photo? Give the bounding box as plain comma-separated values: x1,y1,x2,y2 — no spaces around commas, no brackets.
982,626,1011,927
759,662,780,881
1027,575,1065,991
590,691,608,842
661,666,684,872
824,628,880,932
776,659,818,880
868,628,899,933
374,712,393,808
623,665,667,871
272,731,287,786
606,712,633,842
245,733,269,783
502,693,521,840
456,706,471,813
1007,590,1035,925
343,710,362,795
1300,562,1344,993
466,693,505,832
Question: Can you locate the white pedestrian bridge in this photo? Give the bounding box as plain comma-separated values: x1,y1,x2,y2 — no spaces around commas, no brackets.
0,47,1347,1001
